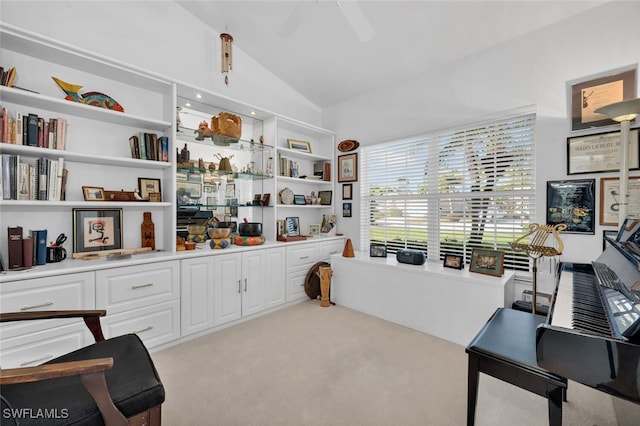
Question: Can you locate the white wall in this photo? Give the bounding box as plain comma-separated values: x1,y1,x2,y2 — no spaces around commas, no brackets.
0,0,321,125
323,0,640,294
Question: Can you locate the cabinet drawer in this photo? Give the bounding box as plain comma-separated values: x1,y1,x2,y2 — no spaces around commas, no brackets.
0,322,92,369
319,239,344,262
286,244,318,269
100,300,180,349
0,272,95,339
96,261,179,313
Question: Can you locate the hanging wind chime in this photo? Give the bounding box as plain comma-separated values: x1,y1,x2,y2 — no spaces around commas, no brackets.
220,33,233,86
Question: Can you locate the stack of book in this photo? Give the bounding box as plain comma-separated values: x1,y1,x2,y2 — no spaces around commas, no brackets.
1,154,67,201
7,226,47,269
129,132,169,162
0,106,68,149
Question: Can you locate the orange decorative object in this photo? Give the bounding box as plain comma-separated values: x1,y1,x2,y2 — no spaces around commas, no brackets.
234,235,265,246
342,238,355,257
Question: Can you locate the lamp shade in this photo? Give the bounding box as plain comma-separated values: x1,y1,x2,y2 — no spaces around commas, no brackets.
594,98,640,122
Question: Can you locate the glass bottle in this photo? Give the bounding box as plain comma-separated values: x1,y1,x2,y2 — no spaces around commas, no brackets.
141,212,155,250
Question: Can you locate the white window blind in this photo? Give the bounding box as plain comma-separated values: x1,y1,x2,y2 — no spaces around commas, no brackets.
360,111,536,271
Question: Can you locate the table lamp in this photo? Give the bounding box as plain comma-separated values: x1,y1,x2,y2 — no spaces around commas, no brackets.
594,98,640,225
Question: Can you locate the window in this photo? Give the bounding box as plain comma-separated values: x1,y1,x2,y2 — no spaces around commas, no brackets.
360,110,535,271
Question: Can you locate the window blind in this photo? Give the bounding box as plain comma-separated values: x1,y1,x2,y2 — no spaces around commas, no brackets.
360,111,536,271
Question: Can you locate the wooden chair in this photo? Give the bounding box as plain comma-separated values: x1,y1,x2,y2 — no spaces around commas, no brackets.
0,310,165,425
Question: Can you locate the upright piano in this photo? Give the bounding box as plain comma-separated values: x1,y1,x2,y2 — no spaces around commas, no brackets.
536,217,640,404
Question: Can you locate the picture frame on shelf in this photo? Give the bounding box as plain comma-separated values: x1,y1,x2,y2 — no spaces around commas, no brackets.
225,183,235,198
369,243,387,258
568,65,637,132
287,139,312,153
285,217,300,236
338,153,358,182
294,194,306,205
253,194,263,206
308,224,320,237
342,183,352,200
343,202,352,217
567,129,639,175
176,181,201,204
546,179,596,234
599,176,640,226
468,248,504,277
318,190,332,205
443,254,464,270
82,186,105,201
72,208,123,255
137,177,161,201
148,192,161,202
262,193,271,206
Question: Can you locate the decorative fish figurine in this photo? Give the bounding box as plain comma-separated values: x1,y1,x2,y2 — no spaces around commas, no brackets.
52,76,124,112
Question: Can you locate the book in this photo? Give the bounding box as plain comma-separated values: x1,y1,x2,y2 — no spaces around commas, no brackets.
37,156,48,200
56,117,66,150
55,157,64,201
37,117,44,147
17,160,30,200
15,111,22,145
48,118,57,149
160,136,169,162
5,67,16,87
26,113,38,146
48,158,58,201
129,135,139,159
34,229,47,266
60,168,68,201
138,131,147,160
29,163,36,200
1,154,10,199
22,237,33,268
7,226,23,269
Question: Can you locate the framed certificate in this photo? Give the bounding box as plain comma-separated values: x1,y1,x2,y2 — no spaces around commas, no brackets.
567,129,639,175
599,176,640,226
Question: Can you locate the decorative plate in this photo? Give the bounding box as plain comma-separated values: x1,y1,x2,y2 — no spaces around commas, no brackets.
337,139,359,152
279,187,294,205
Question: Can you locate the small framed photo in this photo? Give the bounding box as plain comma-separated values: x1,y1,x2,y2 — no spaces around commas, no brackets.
225,183,235,198
285,217,300,236
370,243,387,258
338,153,358,182
342,183,353,200
294,194,306,205
343,202,352,217
262,193,271,206
82,186,105,201
148,192,161,202
138,177,161,201
72,208,123,254
443,254,464,270
469,248,505,277
287,139,312,153
253,194,263,206
318,190,332,205
308,224,320,236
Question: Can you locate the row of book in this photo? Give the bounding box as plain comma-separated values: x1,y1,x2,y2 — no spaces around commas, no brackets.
129,132,169,162
0,106,68,149
1,154,67,201
279,156,300,178
0,66,17,87
7,226,47,269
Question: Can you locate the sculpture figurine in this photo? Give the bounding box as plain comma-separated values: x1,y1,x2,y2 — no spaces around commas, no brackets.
52,76,124,112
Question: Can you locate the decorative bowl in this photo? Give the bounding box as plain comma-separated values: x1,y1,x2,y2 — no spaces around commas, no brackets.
208,227,232,239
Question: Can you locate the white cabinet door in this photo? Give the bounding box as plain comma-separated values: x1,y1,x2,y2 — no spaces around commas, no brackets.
286,243,318,301
264,247,286,309
213,252,242,325
181,256,215,336
241,250,266,317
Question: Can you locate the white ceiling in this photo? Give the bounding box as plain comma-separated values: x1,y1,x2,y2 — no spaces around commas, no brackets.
177,1,606,109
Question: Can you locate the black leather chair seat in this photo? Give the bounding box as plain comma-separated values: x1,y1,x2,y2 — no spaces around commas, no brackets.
1,334,165,426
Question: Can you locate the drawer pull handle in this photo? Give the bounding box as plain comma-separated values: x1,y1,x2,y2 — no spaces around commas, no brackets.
133,326,153,334
300,256,309,260
238,280,242,293
244,278,248,292
20,301,53,311
132,283,154,290
21,353,53,366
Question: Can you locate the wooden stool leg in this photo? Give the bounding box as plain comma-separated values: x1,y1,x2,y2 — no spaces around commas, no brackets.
547,384,563,426
467,354,480,426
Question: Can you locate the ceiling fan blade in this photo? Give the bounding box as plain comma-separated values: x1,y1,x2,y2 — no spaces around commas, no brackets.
337,1,375,42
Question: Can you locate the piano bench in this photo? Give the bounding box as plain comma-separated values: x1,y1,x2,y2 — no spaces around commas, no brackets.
465,307,568,426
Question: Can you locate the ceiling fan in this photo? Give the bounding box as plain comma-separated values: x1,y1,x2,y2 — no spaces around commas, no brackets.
277,0,375,42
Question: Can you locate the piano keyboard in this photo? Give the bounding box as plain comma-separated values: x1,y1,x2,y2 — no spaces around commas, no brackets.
550,268,614,336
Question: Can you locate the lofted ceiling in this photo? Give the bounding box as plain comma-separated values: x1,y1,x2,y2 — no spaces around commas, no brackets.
177,1,607,109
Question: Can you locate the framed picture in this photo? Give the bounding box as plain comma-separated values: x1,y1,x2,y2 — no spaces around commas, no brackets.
369,243,387,258
599,176,640,226
253,194,262,206
137,177,161,201
343,202,352,217
568,65,637,132
318,190,332,205
262,193,271,206
82,186,105,201
285,217,300,236
443,254,464,270
176,181,201,204
72,208,123,254
567,129,639,175
338,153,358,182
342,183,352,200
547,179,596,234
287,139,312,153
294,194,306,205
308,224,320,236
225,183,235,198
468,248,504,277
148,192,161,202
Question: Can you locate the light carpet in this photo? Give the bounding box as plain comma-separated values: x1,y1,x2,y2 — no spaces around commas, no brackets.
152,301,619,425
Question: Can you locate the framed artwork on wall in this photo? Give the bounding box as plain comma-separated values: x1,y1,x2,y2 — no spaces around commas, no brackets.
338,153,358,182
599,176,640,226
546,179,596,234
567,129,640,175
